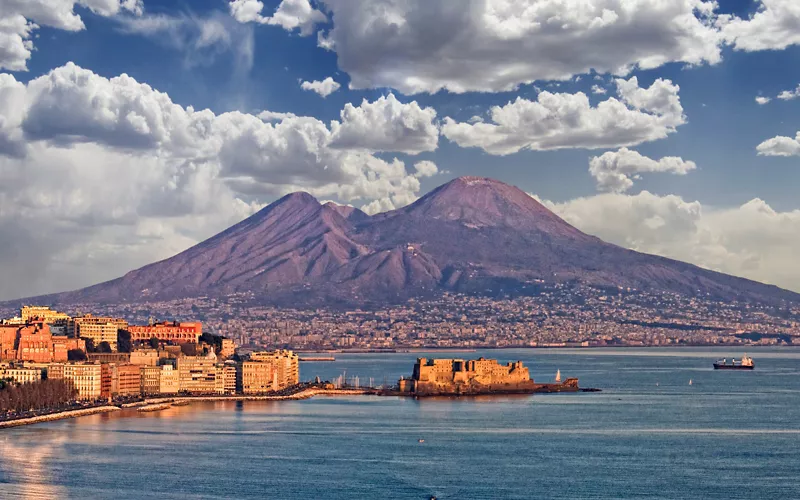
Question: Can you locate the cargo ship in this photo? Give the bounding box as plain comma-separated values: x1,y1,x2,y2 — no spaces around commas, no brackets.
713,354,754,370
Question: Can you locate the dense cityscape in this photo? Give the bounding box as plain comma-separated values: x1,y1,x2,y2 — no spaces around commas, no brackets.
10,283,795,353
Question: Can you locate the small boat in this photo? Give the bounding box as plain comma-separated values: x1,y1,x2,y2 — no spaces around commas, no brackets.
418,439,425,443
713,354,754,370
555,369,561,383
688,379,692,386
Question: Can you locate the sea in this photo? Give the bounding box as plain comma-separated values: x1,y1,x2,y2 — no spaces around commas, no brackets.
2,347,800,499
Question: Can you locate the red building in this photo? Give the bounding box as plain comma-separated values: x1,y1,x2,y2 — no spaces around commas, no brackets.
127,321,202,344
0,322,81,363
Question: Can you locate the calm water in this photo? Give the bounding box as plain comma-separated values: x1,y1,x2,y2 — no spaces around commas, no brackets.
2,347,800,499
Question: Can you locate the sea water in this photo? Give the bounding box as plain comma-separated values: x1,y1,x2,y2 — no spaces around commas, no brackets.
2,347,800,499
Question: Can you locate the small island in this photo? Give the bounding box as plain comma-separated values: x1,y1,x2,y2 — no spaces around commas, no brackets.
394,357,580,396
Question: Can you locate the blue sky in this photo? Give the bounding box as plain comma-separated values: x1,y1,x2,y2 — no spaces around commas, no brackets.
2,0,800,298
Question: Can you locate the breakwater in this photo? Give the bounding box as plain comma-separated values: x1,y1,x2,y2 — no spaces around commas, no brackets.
0,406,120,429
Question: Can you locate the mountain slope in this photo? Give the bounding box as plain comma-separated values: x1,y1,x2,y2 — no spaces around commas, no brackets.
30,177,800,306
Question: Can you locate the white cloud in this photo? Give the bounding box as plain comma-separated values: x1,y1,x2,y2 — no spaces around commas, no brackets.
591,85,607,95
755,96,771,105
0,63,438,299
721,0,800,52
589,148,696,193
116,11,254,71
756,132,800,157
300,76,341,97
229,0,326,36
0,0,142,71
777,84,800,101
540,191,800,293
313,0,723,94
441,77,684,155
413,160,438,178
329,94,439,155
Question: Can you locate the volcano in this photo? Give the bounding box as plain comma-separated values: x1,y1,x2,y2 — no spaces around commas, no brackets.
27,177,800,307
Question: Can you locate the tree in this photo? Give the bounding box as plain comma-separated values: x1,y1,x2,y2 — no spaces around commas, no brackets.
67,349,87,361
97,341,112,353
148,337,160,350
82,337,96,353
117,330,132,353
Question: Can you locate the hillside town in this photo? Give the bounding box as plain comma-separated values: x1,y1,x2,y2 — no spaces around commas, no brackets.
0,306,303,418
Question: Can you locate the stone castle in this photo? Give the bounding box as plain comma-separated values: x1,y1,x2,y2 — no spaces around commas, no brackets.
398,357,537,395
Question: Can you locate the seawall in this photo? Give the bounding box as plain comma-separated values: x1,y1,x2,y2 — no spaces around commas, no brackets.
0,406,120,429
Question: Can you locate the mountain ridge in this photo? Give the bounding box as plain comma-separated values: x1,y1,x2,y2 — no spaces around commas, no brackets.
12,176,800,307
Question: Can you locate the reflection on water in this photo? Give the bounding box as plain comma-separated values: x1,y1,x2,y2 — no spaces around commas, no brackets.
2,348,800,499
0,432,67,499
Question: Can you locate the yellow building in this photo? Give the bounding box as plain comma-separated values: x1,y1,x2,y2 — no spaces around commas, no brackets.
75,322,119,350
220,339,236,358
130,349,159,366
48,363,102,400
141,366,161,395
249,350,299,388
67,314,128,339
239,361,278,394
223,364,237,395
177,353,224,394
21,306,71,325
0,363,43,384
159,365,179,394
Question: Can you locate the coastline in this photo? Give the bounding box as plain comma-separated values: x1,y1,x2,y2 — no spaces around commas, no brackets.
1,388,373,429
0,406,121,429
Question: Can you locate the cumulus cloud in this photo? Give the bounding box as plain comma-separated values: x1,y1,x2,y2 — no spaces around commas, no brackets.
539,191,800,293
330,94,439,155
229,0,326,36
300,76,341,97
441,77,684,155
413,160,438,178
310,0,723,94
777,84,800,101
755,96,771,105
0,0,142,71
591,85,607,95
756,132,800,157
721,0,800,52
589,148,696,193
0,63,437,299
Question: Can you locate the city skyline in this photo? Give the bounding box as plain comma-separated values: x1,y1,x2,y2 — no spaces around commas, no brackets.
2,0,800,300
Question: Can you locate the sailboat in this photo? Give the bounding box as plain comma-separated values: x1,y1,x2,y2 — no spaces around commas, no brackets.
688,379,693,386
555,370,562,383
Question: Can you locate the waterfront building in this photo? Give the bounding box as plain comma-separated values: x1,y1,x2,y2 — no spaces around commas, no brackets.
177,352,224,394
116,364,142,396
141,366,161,395
129,349,159,366
399,357,532,394
101,363,114,399
239,361,278,394
248,350,299,388
48,363,103,400
0,363,43,384
128,321,202,344
159,365,179,394
223,364,237,395
0,325,17,359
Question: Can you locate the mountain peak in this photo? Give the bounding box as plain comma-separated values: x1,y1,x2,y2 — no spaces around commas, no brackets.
399,176,583,236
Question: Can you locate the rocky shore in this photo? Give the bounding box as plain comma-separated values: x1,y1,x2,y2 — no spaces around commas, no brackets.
2,388,373,428
0,406,120,429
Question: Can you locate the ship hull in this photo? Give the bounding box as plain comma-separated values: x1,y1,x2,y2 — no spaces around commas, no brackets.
713,364,754,370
